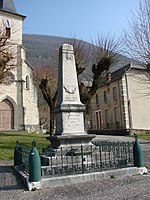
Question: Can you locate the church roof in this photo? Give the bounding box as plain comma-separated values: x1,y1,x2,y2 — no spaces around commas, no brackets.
0,0,17,13
0,0,26,18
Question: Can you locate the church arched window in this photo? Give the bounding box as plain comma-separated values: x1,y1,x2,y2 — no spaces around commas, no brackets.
25,76,30,90
3,19,12,38
6,27,11,38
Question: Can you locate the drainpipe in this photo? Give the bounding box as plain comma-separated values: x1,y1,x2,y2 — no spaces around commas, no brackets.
117,80,122,127
16,45,25,130
125,68,132,132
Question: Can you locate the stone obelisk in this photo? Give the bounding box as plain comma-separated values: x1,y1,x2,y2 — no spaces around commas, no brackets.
50,44,95,148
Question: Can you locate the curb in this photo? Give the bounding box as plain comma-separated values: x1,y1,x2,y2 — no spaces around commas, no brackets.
14,166,144,191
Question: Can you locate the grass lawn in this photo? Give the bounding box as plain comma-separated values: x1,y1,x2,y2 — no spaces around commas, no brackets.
136,133,150,141
0,132,50,161
128,132,150,141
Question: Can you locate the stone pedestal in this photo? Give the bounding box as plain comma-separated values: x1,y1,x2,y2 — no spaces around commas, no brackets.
48,134,95,149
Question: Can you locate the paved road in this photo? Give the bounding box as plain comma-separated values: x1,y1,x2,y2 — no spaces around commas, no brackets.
93,135,135,142
0,135,150,200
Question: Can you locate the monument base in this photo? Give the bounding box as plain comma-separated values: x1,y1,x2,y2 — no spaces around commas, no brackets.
47,134,96,149
41,134,96,165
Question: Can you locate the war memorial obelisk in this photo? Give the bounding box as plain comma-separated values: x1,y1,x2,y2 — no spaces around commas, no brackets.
50,44,95,148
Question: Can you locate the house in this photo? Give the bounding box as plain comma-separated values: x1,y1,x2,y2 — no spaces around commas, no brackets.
0,0,39,131
90,63,150,134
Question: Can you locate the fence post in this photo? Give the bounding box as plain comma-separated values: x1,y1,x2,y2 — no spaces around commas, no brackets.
29,140,41,182
81,145,84,173
14,140,22,166
133,138,144,167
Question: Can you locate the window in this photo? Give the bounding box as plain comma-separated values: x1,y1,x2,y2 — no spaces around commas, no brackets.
96,94,99,105
105,109,109,128
6,27,11,38
113,87,117,100
25,76,30,90
114,107,119,128
104,90,107,103
96,110,102,129
114,107,119,122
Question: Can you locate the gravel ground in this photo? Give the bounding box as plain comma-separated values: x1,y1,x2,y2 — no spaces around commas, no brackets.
0,136,150,200
0,161,150,200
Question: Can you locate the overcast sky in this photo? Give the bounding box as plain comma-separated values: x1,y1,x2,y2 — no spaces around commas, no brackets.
15,0,138,42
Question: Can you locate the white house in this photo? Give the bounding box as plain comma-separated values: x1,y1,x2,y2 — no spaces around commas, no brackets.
90,63,150,134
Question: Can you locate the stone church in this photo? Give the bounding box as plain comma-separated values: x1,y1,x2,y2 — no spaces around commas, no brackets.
0,0,39,131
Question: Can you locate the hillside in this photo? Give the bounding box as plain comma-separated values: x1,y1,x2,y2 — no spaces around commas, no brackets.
23,34,67,66
23,34,133,80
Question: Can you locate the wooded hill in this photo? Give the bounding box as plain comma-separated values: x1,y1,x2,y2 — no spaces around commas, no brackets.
23,34,133,80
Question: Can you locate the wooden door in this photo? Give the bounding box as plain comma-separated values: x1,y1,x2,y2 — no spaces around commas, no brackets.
0,100,14,130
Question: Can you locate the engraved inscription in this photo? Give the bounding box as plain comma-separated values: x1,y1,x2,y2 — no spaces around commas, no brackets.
64,96,78,101
65,113,83,130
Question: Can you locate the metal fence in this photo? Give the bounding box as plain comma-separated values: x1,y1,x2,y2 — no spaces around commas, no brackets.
41,141,134,177
14,140,134,177
14,143,31,173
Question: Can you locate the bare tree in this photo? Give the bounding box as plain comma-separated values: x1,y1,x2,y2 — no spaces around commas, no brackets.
90,34,121,95
80,34,121,128
124,0,150,69
0,34,14,83
34,65,57,135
